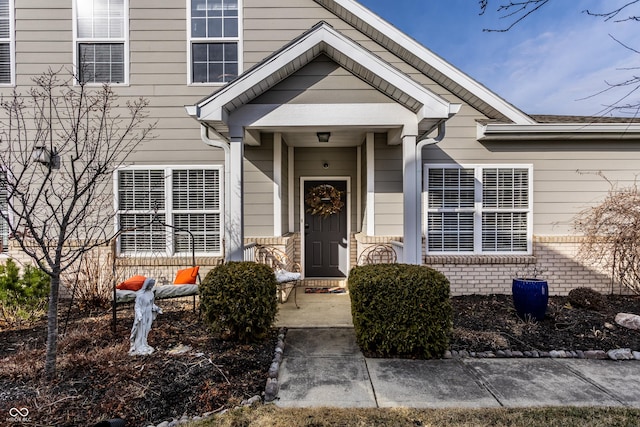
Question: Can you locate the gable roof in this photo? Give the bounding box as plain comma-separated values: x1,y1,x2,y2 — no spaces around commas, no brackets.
314,0,536,125
188,22,459,139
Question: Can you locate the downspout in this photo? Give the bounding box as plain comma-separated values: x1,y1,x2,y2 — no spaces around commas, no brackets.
200,124,231,260
414,121,447,263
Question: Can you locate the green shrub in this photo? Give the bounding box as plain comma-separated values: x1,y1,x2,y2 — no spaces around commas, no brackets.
349,263,452,358
199,261,278,343
0,259,50,326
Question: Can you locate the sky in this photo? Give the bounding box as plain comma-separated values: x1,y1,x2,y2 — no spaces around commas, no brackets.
357,0,640,117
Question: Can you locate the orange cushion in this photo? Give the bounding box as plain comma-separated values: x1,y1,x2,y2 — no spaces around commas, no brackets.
116,275,146,291
174,266,199,285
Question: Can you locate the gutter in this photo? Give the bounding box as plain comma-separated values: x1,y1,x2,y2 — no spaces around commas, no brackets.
479,122,640,141
200,124,231,259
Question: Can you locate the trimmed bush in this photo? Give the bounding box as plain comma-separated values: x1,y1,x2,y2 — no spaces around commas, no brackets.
0,259,50,326
200,261,278,343
568,287,604,311
349,263,452,358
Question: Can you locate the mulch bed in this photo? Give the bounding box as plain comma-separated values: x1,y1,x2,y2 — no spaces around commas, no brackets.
1,294,640,426
451,294,640,353
0,301,277,427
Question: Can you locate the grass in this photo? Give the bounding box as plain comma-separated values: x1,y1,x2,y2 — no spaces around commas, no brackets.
187,405,640,427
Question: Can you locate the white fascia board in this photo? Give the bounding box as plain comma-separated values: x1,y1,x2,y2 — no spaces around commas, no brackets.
195,23,451,122
479,122,640,141
184,105,198,118
327,0,536,125
229,103,418,131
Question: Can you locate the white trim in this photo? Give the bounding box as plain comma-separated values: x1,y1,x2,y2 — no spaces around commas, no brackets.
0,0,15,86
402,135,419,264
186,0,243,86
356,144,361,233
72,0,129,86
195,22,452,123
423,163,533,255
288,145,294,233
320,0,534,125
300,176,351,279
273,132,282,236
479,122,640,141
365,132,375,236
228,103,420,131
114,164,224,257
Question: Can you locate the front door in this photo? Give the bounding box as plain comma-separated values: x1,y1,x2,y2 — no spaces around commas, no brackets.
303,180,348,277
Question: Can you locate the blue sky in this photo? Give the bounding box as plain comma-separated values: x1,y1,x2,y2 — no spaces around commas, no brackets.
357,0,640,117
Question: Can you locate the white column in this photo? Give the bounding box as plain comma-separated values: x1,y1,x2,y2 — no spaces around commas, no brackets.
366,132,375,236
288,146,295,234
273,133,282,237
402,134,419,264
228,135,244,261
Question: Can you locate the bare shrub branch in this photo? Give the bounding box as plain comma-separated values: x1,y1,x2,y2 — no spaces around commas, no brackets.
574,174,640,294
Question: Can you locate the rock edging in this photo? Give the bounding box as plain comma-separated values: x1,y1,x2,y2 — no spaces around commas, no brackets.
265,327,287,402
443,348,640,361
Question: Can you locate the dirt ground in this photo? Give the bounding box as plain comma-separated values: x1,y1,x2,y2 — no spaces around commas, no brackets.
451,294,640,353
1,293,640,426
0,300,277,427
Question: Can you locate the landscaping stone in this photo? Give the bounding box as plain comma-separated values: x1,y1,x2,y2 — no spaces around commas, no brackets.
608,348,634,360
615,313,640,331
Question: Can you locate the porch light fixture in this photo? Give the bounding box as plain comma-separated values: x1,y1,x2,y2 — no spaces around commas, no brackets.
316,132,331,143
32,146,51,165
31,146,60,169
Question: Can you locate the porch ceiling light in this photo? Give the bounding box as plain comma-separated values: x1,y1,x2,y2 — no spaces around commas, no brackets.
317,132,331,143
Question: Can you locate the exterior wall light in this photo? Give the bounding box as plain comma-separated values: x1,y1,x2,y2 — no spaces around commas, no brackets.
31,146,60,168
32,146,51,165
317,132,331,143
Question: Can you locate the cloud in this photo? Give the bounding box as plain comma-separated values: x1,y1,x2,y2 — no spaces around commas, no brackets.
479,10,640,115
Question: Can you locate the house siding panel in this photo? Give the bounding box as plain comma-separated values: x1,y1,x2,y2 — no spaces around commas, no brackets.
374,135,402,236
245,138,275,237
250,55,393,105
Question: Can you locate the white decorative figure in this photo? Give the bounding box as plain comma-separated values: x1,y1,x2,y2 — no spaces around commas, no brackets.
129,278,162,356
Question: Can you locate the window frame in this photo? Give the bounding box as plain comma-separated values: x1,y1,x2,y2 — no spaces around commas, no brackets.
424,164,533,255
114,165,224,257
72,0,129,86
186,0,243,86
0,0,15,86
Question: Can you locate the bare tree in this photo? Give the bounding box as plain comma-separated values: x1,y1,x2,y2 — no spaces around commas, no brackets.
0,69,154,379
478,0,640,116
574,173,640,294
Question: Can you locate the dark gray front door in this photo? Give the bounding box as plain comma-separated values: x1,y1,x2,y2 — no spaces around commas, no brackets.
304,180,348,277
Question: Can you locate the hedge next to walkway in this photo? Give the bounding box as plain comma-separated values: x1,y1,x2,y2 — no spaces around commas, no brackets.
200,261,278,343
349,264,452,358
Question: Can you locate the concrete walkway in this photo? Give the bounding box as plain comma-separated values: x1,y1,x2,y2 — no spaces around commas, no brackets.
276,328,640,408
276,291,353,328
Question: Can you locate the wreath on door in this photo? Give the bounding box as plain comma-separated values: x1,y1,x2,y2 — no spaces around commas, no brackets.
305,184,345,218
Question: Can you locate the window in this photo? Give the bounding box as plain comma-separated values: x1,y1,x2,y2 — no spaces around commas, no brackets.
426,165,531,254
0,0,13,85
116,167,222,255
188,0,240,84
74,0,127,84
